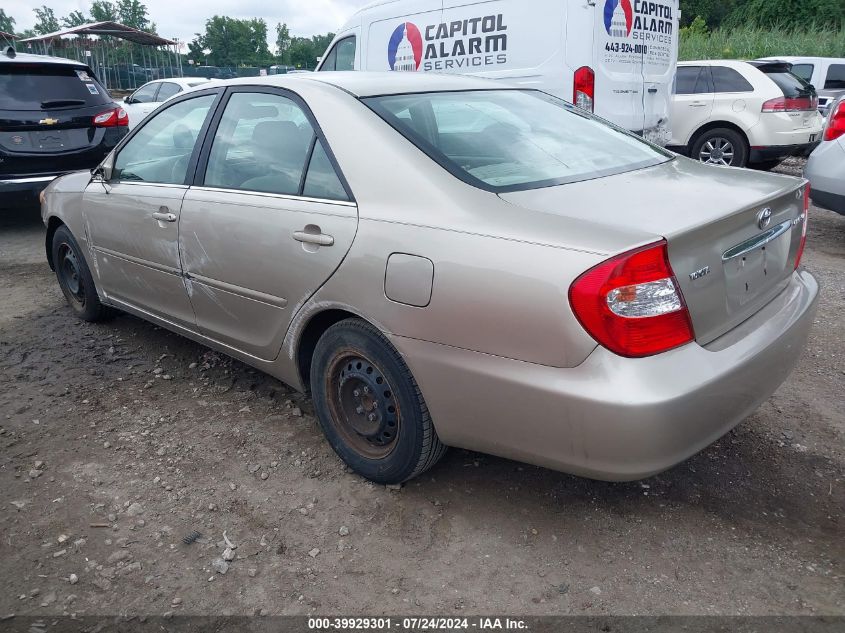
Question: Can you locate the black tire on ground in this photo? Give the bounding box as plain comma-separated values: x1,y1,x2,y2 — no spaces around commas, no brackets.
690,127,749,168
310,318,447,484
748,159,783,171
51,225,112,322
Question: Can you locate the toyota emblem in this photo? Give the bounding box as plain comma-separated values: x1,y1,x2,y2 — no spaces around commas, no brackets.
756,207,772,230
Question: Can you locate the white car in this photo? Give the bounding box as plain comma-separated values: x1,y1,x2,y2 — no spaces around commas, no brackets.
758,56,845,117
317,0,681,144
670,59,824,169
122,78,211,128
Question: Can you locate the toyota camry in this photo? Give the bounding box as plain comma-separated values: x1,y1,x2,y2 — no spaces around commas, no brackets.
40,72,818,484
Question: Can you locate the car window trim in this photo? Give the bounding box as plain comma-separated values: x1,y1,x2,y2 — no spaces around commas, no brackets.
189,185,356,208
110,87,226,186
191,85,355,203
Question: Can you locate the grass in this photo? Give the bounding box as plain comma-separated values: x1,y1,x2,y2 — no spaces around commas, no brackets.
679,24,845,61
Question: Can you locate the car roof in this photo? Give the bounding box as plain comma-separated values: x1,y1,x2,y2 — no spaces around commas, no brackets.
1,49,90,67
218,71,508,97
677,60,752,68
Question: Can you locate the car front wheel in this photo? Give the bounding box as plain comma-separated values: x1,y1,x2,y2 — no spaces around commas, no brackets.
690,128,748,168
52,225,112,322
310,318,447,484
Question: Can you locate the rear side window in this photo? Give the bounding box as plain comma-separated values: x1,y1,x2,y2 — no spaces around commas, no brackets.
156,82,181,101
824,64,845,89
711,66,753,93
0,64,112,111
320,36,356,72
791,64,814,83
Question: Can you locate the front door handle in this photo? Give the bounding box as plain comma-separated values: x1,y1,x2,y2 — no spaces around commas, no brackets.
689,102,708,107
293,230,334,247
152,211,177,222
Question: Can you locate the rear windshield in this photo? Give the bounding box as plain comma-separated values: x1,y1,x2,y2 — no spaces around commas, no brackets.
758,67,814,97
0,64,112,111
363,90,671,192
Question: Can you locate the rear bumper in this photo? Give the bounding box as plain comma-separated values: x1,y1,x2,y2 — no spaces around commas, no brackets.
810,189,845,215
391,270,818,481
750,142,819,162
0,175,59,205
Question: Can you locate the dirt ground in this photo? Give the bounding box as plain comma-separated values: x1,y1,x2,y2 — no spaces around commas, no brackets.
1,163,843,618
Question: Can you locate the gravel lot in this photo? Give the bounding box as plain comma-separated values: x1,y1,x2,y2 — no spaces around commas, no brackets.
1,162,843,618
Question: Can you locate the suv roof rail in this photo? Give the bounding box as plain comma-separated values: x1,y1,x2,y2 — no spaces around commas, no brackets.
4,45,16,59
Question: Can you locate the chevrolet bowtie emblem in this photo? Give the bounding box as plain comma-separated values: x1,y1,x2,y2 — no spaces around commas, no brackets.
39,117,59,125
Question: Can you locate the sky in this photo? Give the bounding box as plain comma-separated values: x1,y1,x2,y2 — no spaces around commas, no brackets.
4,0,370,47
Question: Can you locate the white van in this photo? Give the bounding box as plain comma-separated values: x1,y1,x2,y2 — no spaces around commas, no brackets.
317,0,680,144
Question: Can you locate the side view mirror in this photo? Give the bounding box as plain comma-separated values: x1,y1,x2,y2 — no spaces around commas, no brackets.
93,152,115,183
123,95,131,103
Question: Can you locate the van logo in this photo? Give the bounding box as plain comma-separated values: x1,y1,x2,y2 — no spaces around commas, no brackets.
604,0,634,37
757,207,773,230
388,22,423,71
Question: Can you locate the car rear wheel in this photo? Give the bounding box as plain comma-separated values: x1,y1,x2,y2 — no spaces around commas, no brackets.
691,128,748,168
52,225,112,322
310,318,446,484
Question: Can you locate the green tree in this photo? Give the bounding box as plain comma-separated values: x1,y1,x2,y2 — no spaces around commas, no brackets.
33,6,60,35
117,0,151,30
0,9,16,34
62,10,90,28
90,1,118,22
189,16,273,67
725,0,844,28
680,1,736,28
284,33,335,69
275,22,291,60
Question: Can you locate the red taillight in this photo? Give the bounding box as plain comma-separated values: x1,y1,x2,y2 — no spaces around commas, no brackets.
761,96,817,113
823,100,845,141
573,66,595,112
795,183,809,270
93,106,128,128
569,240,695,358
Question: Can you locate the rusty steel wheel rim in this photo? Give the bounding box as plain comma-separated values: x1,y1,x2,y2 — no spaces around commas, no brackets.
325,348,401,460
58,242,86,307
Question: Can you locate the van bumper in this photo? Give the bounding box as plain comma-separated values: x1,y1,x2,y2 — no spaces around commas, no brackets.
391,270,818,481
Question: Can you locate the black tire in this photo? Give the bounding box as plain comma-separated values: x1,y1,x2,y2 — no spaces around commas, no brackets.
748,159,782,171
310,318,447,484
690,127,749,168
51,225,112,322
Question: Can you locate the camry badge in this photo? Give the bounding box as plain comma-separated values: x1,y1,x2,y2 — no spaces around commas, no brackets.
757,207,773,230
689,265,711,281
39,117,59,125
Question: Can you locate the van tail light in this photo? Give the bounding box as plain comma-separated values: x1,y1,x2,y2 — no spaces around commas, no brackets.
761,96,817,112
823,100,845,141
569,240,694,358
795,184,809,270
93,107,128,128
573,66,595,112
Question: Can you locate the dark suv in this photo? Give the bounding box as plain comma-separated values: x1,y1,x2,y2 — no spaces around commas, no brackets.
1,47,128,207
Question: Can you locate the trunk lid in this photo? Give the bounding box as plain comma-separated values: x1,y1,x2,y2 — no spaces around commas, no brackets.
0,62,117,177
499,158,807,344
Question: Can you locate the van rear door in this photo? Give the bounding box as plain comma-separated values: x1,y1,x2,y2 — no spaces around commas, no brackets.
593,0,678,144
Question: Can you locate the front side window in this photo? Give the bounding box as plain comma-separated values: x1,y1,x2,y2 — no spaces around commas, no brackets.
824,64,845,89
156,82,182,101
364,90,671,192
130,83,159,104
675,67,702,95
319,36,356,72
114,94,215,184
711,66,753,93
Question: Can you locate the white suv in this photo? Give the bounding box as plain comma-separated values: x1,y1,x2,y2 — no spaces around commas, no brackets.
669,59,824,169
758,57,845,117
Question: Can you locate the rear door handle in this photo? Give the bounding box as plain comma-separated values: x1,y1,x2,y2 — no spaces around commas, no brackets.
293,230,334,246
152,211,177,222
689,102,708,107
